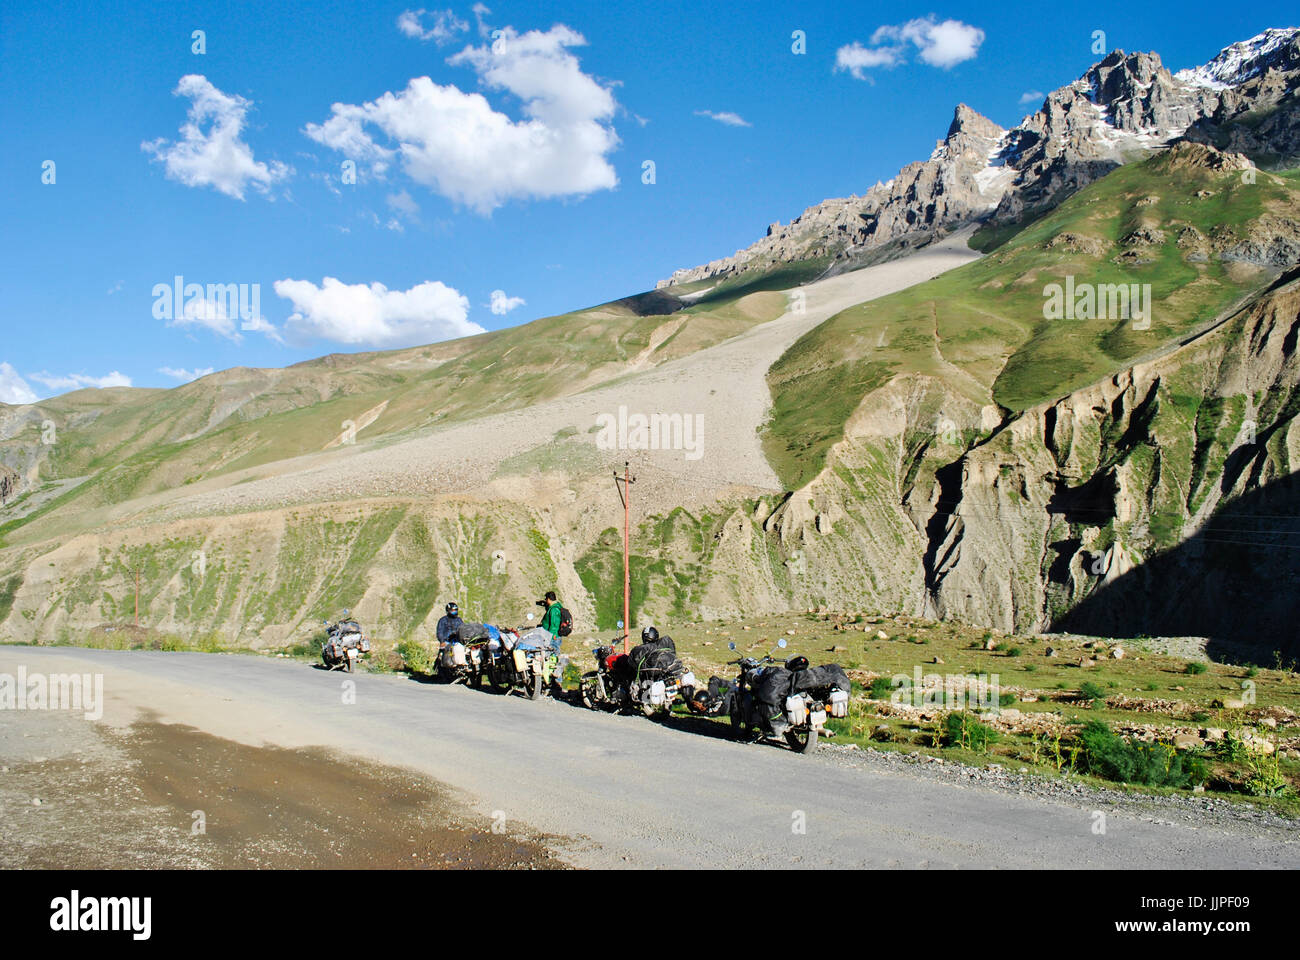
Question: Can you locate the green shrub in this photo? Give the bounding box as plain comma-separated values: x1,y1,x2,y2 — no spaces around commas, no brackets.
1077,720,1205,789
1216,733,1250,763
868,676,895,699
1006,647,1022,658
998,691,1017,707
1243,753,1292,798
1079,681,1107,701
396,638,433,675
1185,662,1208,675
943,712,1000,752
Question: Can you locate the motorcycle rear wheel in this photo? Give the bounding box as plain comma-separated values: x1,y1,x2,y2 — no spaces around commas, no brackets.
785,727,819,754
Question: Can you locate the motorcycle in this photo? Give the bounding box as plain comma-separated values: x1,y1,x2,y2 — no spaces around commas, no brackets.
438,637,492,687
720,638,850,753
320,612,371,672
438,623,494,687
579,636,697,719
484,627,561,700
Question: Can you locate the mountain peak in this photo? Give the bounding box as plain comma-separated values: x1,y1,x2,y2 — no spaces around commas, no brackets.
1177,26,1300,89
947,103,1003,141
658,27,1300,289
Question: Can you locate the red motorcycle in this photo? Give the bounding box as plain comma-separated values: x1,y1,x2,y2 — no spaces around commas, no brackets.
578,634,697,719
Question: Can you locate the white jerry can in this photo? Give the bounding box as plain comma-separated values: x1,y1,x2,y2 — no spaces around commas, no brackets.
828,689,849,718
649,680,667,705
785,695,808,725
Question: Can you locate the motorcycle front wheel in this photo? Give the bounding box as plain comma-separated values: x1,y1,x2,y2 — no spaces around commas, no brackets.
578,673,599,710
729,707,747,740
526,671,544,701
785,727,819,754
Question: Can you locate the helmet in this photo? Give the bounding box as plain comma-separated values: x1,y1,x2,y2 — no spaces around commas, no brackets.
445,602,459,616
641,625,659,642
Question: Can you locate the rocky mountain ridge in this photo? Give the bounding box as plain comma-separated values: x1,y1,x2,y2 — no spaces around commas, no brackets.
659,28,1300,288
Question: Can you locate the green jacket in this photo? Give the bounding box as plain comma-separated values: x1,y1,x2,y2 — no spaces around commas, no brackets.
540,601,562,635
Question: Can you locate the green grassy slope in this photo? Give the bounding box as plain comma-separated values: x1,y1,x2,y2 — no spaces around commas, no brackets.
0,287,788,546
763,147,1300,490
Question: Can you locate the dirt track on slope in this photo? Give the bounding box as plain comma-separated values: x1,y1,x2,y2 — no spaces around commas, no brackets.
121,233,981,525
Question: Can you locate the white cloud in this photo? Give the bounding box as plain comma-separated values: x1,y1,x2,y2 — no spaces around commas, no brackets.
274,277,484,349
142,75,290,200
1019,90,1045,106
489,289,525,315
397,8,469,44
472,3,492,37
167,295,244,343
0,363,39,405
239,314,284,344
834,41,903,79
694,109,751,127
873,17,984,68
159,366,215,383
386,190,421,230
837,17,984,79
304,25,619,213
28,371,133,392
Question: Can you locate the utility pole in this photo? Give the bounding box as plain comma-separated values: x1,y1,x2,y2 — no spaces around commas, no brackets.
613,461,635,654
128,566,141,631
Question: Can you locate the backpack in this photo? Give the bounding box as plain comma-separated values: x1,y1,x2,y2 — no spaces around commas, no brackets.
557,606,573,637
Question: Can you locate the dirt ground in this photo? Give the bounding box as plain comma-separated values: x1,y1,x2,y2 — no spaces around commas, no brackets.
0,709,560,870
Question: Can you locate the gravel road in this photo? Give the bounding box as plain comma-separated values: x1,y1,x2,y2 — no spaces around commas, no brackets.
4,646,1297,869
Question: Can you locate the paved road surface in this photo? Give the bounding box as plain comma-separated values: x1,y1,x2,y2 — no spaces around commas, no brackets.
4,646,1296,869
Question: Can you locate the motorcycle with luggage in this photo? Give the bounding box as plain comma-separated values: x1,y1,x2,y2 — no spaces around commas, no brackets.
320,612,371,672
438,622,493,687
710,638,850,753
579,628,697,719
484,627,561,700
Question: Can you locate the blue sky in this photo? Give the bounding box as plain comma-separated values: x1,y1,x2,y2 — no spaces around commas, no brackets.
0,0,1294,400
